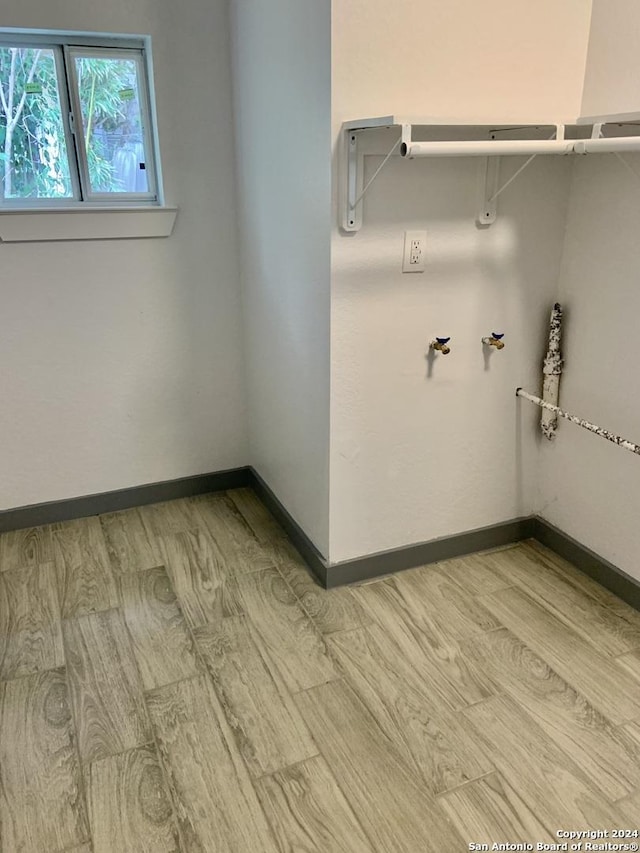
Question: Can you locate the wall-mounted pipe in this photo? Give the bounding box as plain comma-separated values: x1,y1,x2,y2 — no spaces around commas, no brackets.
400,140,575,159
541,303,563,440
516,389,640,456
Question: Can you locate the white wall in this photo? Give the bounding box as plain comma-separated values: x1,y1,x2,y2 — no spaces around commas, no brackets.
230,0,332,555
581,0,640,116
540,3,640,581
333,0,593,124
329,0,593,562
0,0,248,510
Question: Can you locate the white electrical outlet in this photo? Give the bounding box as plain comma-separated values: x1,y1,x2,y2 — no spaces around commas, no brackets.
402,230,427,273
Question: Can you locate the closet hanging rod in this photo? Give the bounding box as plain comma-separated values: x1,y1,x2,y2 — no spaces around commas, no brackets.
516,389,640,456
574,136,640,154
400,139,574,158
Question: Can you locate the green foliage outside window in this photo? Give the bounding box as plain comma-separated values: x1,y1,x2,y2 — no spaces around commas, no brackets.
0,47,136,199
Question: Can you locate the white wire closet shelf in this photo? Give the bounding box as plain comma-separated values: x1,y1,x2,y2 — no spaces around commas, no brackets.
340,114,640,231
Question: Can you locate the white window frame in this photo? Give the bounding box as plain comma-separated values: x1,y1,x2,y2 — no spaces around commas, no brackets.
0,29,164,208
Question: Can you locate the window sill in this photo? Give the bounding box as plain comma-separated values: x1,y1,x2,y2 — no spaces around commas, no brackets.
0,206,178,243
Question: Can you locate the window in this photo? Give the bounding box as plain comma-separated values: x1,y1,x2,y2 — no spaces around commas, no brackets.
0,32,161,206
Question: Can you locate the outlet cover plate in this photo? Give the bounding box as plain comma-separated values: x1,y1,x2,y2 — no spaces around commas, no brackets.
402,230,427,273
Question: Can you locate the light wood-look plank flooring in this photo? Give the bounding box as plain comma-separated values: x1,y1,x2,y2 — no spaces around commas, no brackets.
0,487,639,851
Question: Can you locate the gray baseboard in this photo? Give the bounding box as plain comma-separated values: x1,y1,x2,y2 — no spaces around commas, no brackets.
0,467,251,533
247,471,537,588
323,517,640,609
2,464,638,613
245,475,640,611
323,517,536,588
248,469,329,584
533,518,640,612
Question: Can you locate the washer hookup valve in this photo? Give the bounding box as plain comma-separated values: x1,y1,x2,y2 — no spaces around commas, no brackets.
482,333,505,350
430,337,451,355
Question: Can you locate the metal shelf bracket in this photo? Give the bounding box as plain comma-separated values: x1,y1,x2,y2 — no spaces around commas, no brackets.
478,126,563,225
478,157,501,225
342,129,401,232
341,130,364,232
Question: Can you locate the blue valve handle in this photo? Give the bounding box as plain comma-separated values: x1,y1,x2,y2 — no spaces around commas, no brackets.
491,333,504,340
436,337,451,345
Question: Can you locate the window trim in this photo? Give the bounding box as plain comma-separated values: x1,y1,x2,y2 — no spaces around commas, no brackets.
0,28,164,209
0,205,178,242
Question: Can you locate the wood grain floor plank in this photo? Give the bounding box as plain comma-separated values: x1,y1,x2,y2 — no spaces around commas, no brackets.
463,694,627,830
255,754,375,853
614,649,640,686
234,567,337,693
479,545,640,656
433,551,514,597
0,561,64,681
524,541,640,647
353,577,496,709
119,566,201,691
0,525,53,572
615,789,640,827
524,540,640,630
619,718,640,743
523,539,630,606
227,488,300,567
462,627,640,800
394,563,502,639
0,668,89,853
5,502,640,850
63,609,151,764
228,487,286,544
54,518,119,619
195,616,317,777
191,493,278,573
100,508,164,574
146,673,278,852
159,528,243,628
520,541,640,643
294,679,464,853
138,498,200,536
438,772,553,846
480,585,640,724
85,744,179,853
279,553,367,635
328,626,493,795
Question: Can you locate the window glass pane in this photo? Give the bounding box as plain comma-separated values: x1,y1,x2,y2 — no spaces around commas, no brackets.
0,47,73,199
74,54,149,194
